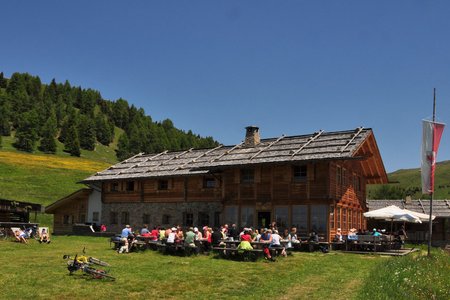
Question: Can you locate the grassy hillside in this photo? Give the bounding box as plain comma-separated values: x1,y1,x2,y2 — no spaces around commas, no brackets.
0,151,109,206
368,160,450,199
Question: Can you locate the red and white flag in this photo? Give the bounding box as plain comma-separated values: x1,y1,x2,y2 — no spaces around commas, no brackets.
421,120,445,194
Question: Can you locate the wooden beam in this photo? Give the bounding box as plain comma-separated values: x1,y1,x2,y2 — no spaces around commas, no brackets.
341,127,364,152
117,151,168,175
173,145,223,171
250,135,285,160
291,130,324,158
145,148,193,173
210,142,244,162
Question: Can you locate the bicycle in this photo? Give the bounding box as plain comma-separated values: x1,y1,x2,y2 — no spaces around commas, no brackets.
63,248,115,280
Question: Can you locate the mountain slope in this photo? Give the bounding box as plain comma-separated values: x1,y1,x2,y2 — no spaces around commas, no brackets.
368,160,450,199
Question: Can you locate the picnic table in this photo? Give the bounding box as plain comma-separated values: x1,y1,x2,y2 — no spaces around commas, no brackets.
331,235,398,252
218,239,291,258
155,239,203,256
212,246,264,261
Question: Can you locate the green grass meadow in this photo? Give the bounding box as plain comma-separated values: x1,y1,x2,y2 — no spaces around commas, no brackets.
0,236,448,300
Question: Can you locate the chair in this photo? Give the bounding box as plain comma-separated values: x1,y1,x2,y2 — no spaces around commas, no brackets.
11,227,28,243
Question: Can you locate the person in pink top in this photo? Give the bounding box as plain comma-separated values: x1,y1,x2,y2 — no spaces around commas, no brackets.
201,226,212,253
151,226,159,241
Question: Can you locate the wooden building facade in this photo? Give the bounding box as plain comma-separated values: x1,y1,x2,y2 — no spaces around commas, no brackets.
47,127,388,241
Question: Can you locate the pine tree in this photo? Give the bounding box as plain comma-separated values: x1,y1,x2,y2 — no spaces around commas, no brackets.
59,108,77,144
116,133,131,161
0,72,7,88
0,93,11,136
95,114,112,146
112,98,130,129
39,110,57,153
64,124,81,156
13,110,39,152
78,115,96,150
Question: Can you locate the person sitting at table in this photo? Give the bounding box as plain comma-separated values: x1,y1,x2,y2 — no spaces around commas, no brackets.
228,224,239,241
290,227,300,244
201,226,212,253
166,227,177,243
185,227,197,248
260,229,275,261
237,229,253,251
159,227,166,241
176,227,184,243
309,231,319,243
223,224,229,236
372,228,381,237
260,228,271,243
194,227,202,241
164,227,173,238
220,227,228,240
151,226,159,241
282,228,291,247
140,224,151,237
270,230,287,257
252,229,260,242
118,225,133,253
333,228,343,242
211,227,223,247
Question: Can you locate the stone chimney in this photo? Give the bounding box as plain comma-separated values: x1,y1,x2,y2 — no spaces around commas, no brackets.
244,126,260,147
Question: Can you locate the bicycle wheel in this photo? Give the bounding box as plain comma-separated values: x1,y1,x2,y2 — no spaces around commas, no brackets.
84,267,115,280
88,257,110,266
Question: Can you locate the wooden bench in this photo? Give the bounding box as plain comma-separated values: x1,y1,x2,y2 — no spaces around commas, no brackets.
292,241,329,252
212,247,264,261
157,242,198,256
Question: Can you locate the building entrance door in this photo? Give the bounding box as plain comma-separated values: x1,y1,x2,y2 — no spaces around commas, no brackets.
257,211,271,228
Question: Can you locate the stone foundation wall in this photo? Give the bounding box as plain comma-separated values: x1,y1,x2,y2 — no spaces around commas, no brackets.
102,202,223,233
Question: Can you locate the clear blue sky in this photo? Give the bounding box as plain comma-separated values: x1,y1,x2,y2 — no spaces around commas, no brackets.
2,1,450,173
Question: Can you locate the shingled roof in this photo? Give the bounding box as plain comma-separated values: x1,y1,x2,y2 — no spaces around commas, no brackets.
367,199,450,218
82,127,387,184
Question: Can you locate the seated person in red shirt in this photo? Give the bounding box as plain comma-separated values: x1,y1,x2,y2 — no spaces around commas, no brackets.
237,229,253,251
151,226,159,241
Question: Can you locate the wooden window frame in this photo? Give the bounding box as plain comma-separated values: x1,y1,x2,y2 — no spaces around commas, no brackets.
240,169,255,184
111,182,119,192
158,179,169,190
126,181,135,192
203,177,216,189
293,165,307,182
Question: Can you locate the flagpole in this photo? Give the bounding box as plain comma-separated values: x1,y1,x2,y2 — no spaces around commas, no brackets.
428,88,436,257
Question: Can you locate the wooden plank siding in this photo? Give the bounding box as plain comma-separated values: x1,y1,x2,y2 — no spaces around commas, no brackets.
52,197,88,234
328,161,367,239
100,161,368,241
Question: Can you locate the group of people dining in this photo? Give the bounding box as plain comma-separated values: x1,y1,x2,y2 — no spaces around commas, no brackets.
332,225,408,246
117,222,322,260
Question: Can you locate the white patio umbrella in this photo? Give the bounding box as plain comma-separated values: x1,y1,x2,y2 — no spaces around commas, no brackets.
364,205,435,234
390,212,422,223
364,205,407,219
402,208,435,222
364,205,435,222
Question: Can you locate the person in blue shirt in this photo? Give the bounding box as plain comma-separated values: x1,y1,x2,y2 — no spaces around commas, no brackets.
140,224,150,236
119,225,133,253
372,228,381,237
